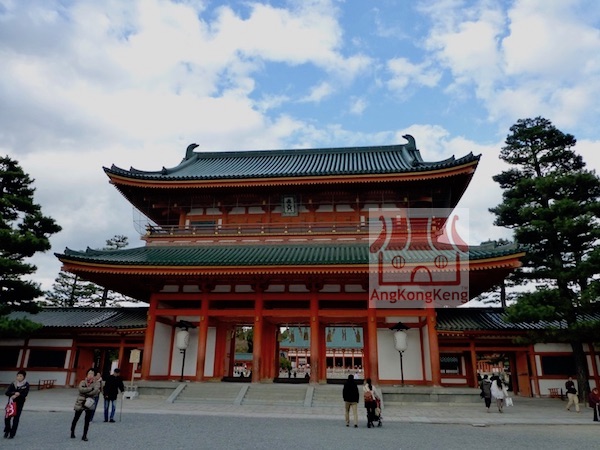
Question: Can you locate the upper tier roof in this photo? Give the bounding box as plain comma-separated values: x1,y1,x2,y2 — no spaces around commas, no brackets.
104,136,480,182
57,241,521,267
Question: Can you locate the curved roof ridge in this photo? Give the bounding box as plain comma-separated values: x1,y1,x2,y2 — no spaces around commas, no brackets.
102,136,483,181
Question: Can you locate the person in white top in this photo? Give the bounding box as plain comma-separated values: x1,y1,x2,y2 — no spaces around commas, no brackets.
490,377,508,413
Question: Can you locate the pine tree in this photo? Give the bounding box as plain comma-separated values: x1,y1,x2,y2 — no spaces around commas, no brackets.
0,156,61,334
47,234,141,307
489,117,600,399
45,270,101,307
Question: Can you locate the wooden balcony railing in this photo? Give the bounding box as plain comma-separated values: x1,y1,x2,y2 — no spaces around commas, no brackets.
145,221,376,237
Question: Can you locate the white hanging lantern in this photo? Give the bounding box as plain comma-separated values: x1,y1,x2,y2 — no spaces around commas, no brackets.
393,330,408,352
176,329,190,350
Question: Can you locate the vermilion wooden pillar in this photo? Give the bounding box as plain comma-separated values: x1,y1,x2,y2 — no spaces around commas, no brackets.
195,290,209,381
262,322,277,380
252,286,264,382
426,310,441,386
470,340,478,388
141,296,157,379
318,323,327,382
589,344,600,390
213,323,228,379
366,308,379,384
309,287,320,383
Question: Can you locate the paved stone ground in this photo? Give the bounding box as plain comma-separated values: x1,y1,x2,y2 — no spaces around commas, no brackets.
2,411,599,450
21,386,599,426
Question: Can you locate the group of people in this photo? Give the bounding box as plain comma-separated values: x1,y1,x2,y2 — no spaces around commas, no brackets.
342,375,382,428
70,367,125,441
3,367,124,442
479,374,510,413
565,376,600,423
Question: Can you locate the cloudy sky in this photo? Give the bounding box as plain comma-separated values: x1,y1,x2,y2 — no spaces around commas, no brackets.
1,0,599,295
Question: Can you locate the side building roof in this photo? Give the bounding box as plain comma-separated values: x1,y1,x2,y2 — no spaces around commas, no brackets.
6,307,148,330
7,307,597,335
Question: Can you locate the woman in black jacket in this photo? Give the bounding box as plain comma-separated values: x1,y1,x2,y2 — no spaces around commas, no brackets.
4,369,30,439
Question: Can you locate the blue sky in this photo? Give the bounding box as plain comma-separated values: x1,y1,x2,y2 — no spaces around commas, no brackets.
1,0,599,296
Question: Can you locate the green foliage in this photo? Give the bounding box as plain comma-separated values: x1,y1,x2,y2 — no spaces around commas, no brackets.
0,156,61,322
0,315,43,337
48,234,141,307
98,234,141,306
279,356,292,371
45,270,102,307
490,117,600,310
490,117,600,395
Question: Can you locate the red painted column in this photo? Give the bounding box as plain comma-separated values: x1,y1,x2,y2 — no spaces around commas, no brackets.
319,323,327,382
427,309,441,386
141,296,157,379
367,308,379,384
470,339,478,387
309,286,320,383
195,290,209,381
529,345,540,397
252,285,264,383
589,343,600,389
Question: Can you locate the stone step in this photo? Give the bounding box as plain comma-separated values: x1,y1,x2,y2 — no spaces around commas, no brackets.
171,382,482,406
242,384,307,406
176,382,247,404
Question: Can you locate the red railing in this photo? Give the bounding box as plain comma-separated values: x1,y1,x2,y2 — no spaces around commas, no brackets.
145,221,375,237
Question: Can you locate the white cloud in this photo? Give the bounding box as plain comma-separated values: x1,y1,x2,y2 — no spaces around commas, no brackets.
420,0,600,132
348,97,367,115
386,57,442,92
299,81,333,103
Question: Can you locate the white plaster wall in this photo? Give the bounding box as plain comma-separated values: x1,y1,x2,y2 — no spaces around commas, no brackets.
150,322,172,376
538,379,567,396
441,378,465,384
0,339,24,346
377,328,423,382
170,327,199,377
0,370,68,385
534,343,572,352
28,338,72,347
204,327,216,377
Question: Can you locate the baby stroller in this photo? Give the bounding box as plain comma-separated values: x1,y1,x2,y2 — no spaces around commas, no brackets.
367,398,383,428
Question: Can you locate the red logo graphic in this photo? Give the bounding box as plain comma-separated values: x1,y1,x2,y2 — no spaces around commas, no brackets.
368,208,470,308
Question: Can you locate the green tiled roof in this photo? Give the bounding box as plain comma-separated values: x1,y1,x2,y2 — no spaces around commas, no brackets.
436,308,600,332
9,307,596,333
57,242,522,267
6,308,147,329
104,138,480,181
280,326,363,349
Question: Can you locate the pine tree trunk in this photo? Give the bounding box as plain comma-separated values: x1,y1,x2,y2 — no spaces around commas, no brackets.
571,340,590,402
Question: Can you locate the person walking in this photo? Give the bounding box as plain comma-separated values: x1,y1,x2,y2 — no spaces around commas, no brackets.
71,368,101,441
491,377,508,413
589,387,600,422
103,368,125,423
342,374,359,428
363,378,378,428
479,374,492,412
565,376,580,413
4,370,30,439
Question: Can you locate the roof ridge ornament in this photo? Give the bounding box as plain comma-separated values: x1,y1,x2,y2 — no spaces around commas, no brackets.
401,134,422,166
185,143,199,160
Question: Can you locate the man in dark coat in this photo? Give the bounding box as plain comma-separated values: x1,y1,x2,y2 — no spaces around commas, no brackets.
103,368,125,423
342,374,360,428
479,374,492,412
